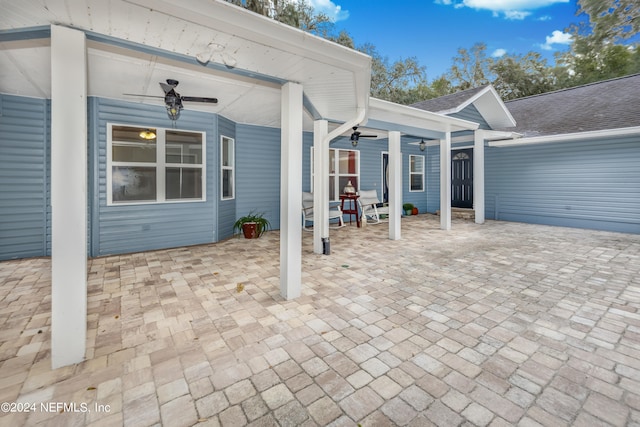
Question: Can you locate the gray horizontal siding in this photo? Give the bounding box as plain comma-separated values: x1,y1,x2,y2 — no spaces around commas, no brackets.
91,97,217,256
485,136,640,233
0,95,48,260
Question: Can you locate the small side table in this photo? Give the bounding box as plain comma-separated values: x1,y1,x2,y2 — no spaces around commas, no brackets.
340,194,360,227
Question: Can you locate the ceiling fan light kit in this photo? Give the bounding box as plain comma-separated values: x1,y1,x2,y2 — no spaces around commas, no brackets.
124,79,218,125
349,126,377,147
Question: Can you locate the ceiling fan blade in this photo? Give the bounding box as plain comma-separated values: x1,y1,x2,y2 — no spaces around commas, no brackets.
123,93,165,99
181,96,218,104
160,82,174,94
359,134,377,138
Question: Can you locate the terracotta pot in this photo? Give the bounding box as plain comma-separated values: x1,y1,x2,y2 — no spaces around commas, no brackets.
242,222,259,239
412,207,419,215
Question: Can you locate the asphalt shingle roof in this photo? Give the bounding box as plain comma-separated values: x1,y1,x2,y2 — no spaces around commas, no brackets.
497,73,640,137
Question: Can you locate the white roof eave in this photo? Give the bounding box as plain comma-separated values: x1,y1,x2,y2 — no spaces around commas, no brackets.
366,97,479,136
124,0,372,122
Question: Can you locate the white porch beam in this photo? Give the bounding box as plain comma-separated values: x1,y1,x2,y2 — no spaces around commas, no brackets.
313,120,329,254
50,25,88,369
388,131,402,240
474,130,486,224
280,82,303,300
440,132,452,230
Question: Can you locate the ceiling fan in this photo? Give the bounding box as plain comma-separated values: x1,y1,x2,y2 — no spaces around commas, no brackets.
350,126,377,147
125,79,218,124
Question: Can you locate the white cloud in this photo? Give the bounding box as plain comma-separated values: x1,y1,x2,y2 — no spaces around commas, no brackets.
541,30,573,50
308,0,349,22
503,10,531,20
436,0,569,19
492,48,508,57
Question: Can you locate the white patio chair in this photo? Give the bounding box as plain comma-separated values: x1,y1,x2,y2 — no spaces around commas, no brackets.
358,189,389,224
302,192,345,231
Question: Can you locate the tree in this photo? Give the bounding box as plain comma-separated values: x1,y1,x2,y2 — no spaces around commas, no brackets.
447,43,492,91
554,0,640,87
577,0,640,42
225,0,333,36
490,52,556,100
331,34,430,104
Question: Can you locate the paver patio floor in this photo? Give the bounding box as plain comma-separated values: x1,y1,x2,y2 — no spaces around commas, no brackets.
1,216,640,426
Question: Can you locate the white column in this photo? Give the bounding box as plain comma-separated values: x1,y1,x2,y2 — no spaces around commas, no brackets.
51,25,88,369
440,132,452,230
388,131,402,240
313,120,329,254
474,130,486,224
280,82,303,300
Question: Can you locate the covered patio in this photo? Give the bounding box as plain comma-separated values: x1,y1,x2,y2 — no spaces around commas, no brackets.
1,217,639,426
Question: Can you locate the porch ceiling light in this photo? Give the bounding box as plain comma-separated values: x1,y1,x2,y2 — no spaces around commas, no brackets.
419,139,426,151
139,129,157,140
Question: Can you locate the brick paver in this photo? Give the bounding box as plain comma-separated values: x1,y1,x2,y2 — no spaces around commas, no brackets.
1,216,639,426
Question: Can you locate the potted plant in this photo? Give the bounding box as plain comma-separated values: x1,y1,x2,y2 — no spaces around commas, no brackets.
233,210,271,239
403,203,414,216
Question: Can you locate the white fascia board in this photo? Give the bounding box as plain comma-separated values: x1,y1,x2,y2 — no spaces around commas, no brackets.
368,97,479,134
488,126,640,147
410,130,520,147
124,0,371,74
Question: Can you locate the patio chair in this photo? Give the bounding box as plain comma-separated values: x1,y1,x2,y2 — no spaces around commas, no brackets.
358,189,389,224
302,192,345,231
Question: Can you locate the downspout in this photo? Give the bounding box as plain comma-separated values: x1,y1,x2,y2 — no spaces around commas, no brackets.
314,107,367,253
324,107,367,144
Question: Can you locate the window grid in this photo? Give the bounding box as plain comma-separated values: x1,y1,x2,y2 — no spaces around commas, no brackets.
107,124,205,205
220,136,235,200
409,154,425,192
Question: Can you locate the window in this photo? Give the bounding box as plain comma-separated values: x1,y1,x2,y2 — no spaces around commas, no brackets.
409,155,424,192
220,136,234,200
108,124,205,204
311,148,360,201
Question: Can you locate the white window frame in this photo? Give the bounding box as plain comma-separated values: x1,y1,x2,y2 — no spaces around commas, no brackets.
220,135,235,200
409,154,425,192
310,147,360,201
107,123,206,205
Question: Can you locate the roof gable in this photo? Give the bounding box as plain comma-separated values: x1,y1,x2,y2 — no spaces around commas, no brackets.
497,73,640,137
411,85,515,129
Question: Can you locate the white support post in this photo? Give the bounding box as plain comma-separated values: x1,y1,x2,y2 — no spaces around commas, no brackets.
280,82,303,300
51,25,88,369
440,132,452,230
388,131,402,240
474,130,486,224
313,120,329,254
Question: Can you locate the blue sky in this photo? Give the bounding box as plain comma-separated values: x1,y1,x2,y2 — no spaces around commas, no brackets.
310,0,584,79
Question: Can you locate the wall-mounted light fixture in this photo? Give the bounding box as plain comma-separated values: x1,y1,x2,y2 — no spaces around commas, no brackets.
419,139,426,151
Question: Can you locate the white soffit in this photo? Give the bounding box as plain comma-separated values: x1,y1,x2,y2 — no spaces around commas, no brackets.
0,0,372,128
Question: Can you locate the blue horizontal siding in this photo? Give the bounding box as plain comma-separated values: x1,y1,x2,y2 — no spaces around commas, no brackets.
235,124,281,230
91,97,217,256
485,136,640,234
0,95,48,260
